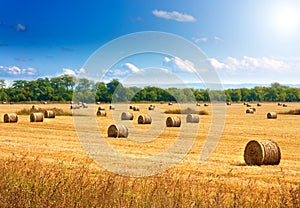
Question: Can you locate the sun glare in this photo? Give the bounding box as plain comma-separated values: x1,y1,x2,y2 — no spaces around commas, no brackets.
273,6,300,35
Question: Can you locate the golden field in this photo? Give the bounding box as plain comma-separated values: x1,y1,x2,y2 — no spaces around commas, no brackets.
0,102,299,207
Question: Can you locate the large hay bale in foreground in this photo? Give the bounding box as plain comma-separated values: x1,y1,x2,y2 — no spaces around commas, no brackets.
244,140,281,165
30,112,44,122
121,112,134,120
107,124,128,138
186,114,199,123
44,110,55,118
267,112,277,119
96,110,106,117
166,116,181,127
3,113,18,123
138,114,152,124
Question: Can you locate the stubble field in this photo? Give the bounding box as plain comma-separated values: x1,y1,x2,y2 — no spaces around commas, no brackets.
0,102,299,207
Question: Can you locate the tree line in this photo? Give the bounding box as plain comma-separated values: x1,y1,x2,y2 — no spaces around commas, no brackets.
0,75,299,103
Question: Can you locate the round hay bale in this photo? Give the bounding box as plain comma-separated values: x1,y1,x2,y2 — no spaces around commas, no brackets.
246,108,254,114
257,103,262,107
244,140,281,165
204,103,209,107
121,112,134,120
96,110,106,117
32,105,39,111
107,124,128,138
278,102,282,106
282,104,288,107
250,107,256,112
2,101,6,104
133,106,140,111
129,105,133,109
3,113,18,123
267,112,277,119
246,104,252,107
96,101,101,105
82,103,88,108
138,114,152,124
186,114,200,123
98,106,105,111
109,105,115,110
160,101,165,104
148,106,155,110
166,116,181,127
168,102,173,106
196,103,201,106
30,112,44,122
43,101,47,104
226,102,231,105
44,110,55,118
70,105,80,109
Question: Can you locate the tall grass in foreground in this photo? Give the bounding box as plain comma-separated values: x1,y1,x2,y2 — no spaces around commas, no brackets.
0,156,299,208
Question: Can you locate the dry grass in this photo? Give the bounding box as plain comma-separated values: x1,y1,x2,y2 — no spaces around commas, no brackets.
16,107,72,116
279,108,300,115
0,156,299,208
165,107,209,115
0,102,300,207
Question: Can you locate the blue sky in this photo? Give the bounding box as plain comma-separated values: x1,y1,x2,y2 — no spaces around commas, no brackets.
1,0,300,86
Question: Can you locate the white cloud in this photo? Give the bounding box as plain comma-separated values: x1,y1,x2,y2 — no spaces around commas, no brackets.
0,65,36,76
152,10,196,22
123,63,140,73
26,67,36,75
164,57,171,62
77,68,86,75
164,56,197,73
209,58,229,70
193,37,208,43
62,67,86,76
14,23,26,32
62,68,76,76
210,56,290,71
114,69,128,76
214,36,223,43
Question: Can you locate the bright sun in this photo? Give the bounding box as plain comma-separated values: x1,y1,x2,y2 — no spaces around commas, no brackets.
273,6,300,35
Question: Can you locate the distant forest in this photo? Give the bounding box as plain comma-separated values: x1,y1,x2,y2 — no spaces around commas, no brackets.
0,75,299,103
